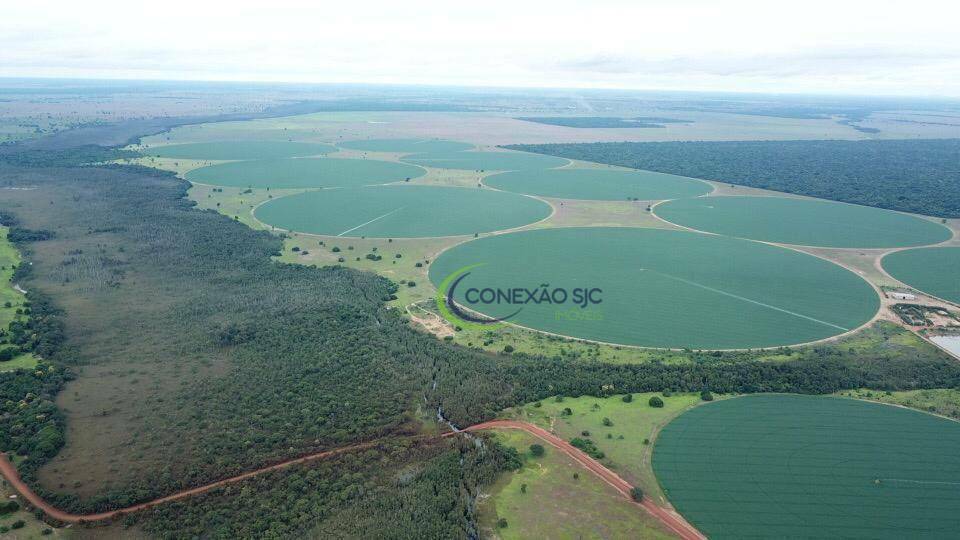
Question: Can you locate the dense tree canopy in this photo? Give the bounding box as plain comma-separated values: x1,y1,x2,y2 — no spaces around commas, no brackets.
507,139,960,217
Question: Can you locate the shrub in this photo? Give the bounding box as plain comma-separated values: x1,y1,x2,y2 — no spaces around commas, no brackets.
622,393,633,403
630,487,644,502
701,390,714,401
648,396,664,408
497,518,508,529
529,444,544,457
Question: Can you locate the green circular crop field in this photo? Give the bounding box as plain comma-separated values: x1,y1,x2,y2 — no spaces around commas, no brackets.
184,158,426,188
254,185,551,238
338,139,474,153
402,150,569,171
144,141,336,160
655,196,952,248
428,228,878,349
882,247,960,304
654,395,960,539
484,168,712,200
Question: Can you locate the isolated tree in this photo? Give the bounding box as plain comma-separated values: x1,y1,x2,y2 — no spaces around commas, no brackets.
630,487,644,502
529,444,545,457
648,396,664,408
622,393,633,403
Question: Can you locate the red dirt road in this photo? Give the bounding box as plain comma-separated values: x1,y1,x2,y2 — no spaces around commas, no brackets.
464,420,705,540
0,441,379,524
1,421,704,539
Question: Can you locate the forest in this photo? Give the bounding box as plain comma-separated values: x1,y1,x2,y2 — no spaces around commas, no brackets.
507,139,960,217
2,134,960,537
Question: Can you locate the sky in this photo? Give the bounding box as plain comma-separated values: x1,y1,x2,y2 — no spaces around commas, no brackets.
3,0,959,97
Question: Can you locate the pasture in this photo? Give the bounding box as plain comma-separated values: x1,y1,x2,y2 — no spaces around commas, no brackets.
338,139,473,153
484,168,712,201
881,247,960,304
184,157,426,188
402,150,569,171
143,141,336,160
655,196,952,248
429,227,879,349
254,185,551,238
654,394,960,539
478,429,672,539
504,393,703,504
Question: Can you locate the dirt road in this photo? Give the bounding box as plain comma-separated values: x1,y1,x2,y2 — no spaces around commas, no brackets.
1,421,704,539
464,420,705,540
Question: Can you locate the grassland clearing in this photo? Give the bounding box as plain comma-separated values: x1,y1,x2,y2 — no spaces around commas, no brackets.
254,185,552,238
501,393,705,505
484,168,711,201
430,227,879,349
881,247,960,304
0,226,36,372
837,388,960,420
477,429,673,540
654,394,960,539
655,195,952,248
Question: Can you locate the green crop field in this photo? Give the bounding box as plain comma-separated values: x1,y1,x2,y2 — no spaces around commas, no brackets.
484,168,712,201
654,394,960,539
255,185,552,238
655,196,952,248
143,141,337,160
402,150,569,171
882,247,960,304
184,157,426,188
338,139,474,153
429,227,879,349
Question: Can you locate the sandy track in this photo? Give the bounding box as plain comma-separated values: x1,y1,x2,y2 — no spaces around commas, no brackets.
1,421,704,539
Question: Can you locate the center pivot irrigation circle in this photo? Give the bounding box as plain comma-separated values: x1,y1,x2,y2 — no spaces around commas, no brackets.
254,185,553,238
429,227,879,349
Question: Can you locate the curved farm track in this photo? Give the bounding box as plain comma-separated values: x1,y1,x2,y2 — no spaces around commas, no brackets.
1,421,704,539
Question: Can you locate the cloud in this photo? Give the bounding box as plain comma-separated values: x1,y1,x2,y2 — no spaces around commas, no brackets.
550,48,960,78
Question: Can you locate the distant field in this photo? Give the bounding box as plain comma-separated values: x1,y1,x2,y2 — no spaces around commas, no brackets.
516,116,693,128
143,141,336,160
484,168,711,201
654,394,960,539
402,150,569,171
429,227,879,349
184,157,426,188
882,247,960,304
255,185,552,238
337,139,473,153
655,196,952,248
478,429,672,540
